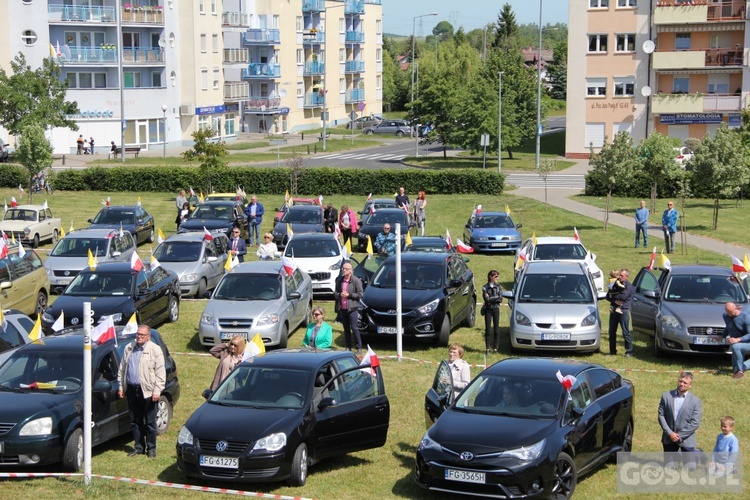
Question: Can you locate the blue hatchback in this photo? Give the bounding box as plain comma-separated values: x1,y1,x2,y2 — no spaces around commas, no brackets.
462,211,522,253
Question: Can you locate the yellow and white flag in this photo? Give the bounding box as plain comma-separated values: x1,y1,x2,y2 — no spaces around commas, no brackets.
51,311,65,332
157,228,165,244
122,313,138,335
366,235,374,255
242,333,266,361
505,204,511,215
60,225,66,238
287,223,294,239
405,230,412,246
29,317,44,343
87,248,97,270
655,251,671,270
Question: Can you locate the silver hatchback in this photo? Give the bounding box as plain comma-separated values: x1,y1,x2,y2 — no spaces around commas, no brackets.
153,232,229,298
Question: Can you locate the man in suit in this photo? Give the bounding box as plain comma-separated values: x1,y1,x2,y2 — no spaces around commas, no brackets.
334,261,363,354
658,372,702,466
228,227,247,263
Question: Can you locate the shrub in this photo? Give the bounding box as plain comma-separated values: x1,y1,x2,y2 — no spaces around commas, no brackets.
0,164,30,188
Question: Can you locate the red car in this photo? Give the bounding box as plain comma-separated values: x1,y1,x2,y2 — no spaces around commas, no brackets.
274,197,316,221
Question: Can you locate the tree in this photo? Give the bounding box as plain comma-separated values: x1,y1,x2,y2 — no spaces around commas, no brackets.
537,159,556,208
691,126,750,230
16,123,53,202
181,128,228,194
636,132,681,213
546,38,567,100
0,53,79,136
432,21,454,42
587,132,638,230
492,4,519,49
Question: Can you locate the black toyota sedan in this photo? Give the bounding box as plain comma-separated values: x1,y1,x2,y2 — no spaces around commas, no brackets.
176,349,389,486
41,262,180,335
358,253,476,346
178,201,247,239
416,358,634,499
87,205,155,246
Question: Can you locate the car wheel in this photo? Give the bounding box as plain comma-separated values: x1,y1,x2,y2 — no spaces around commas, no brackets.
62,428,83,472
52,229,59,244
550,452,577,499
32,233,40,248
365,130,374,135
155,395,173,435
168,295,180,323
278,323,289,349
436,315,450,347
196,278,207,299
464,296,476,327
396,130,404,137
35,291,48,319
147,229,155,244
288,443,308,487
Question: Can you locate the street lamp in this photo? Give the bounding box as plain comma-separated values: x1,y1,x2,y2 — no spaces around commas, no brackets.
161,104,167,159
410,12,438,126
535,0,543,170
498,71,503,173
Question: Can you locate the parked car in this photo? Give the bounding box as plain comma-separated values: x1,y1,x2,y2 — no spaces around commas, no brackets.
176,349,389,486
274,197,316,222
198,261,313,348
674,146,694,166
348,114,383,129
350,253,387,290
205,192,247,204
416,358,634,498
504,261,606,353
515,236,605,293
362,120,411,136
283,233,344,295
463,211,522,253
358,253,476,346
0,310,35,366
358,198,399,217
0,142,10,162
271,205,324,249
630,265,748,356
87,205,155,245
44,228,136,294
41,262,180,335
0,245,50,318
0,204,62,248
356,208,412,252
178,201,247,239
404,236,454,254
153,231,229,298
0,328,180,471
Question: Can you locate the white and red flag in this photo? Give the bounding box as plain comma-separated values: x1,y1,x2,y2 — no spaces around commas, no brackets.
189,187,195,197
91,315,117,346
445,229,453,249
369,204,376,215
573,227,580,241
359,345,380,377
318,194,324,206
456,239,474,254
203,227,213,241
366,193,372,201
281,255,296,276
0,238,8,259
556,370,577,399
731,255,747,273
10,197,17,208
647,247,657,270
130,252,144,272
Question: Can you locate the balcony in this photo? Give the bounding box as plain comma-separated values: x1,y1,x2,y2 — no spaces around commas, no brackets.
224,82,250,101
246,96,282,111
222,11,249,27
302,31,326,44
64,46,119,64
703,93,742,112
346,88,365,103
345,61,365,73
303,93,325,108
654,1,745,24
243,29,280,45
304,61,325,75
345,0,366,15
651,93,705,114
121,6,164,24
224,48,249,63
653,48,744,70
122,48,164,64
48,4,116,22
302,0,326,12
242,63,281,79
345,31,365,43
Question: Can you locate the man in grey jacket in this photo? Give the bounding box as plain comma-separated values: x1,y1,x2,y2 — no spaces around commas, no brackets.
334,261,363,354
118,325,166,458
658,371,702,466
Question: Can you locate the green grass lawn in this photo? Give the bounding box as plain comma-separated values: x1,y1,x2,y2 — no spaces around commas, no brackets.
2,190,748,498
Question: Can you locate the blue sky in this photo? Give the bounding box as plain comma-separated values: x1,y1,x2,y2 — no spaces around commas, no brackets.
382,0,568,36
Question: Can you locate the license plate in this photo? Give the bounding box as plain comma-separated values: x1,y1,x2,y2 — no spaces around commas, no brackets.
445,469,486,484
490,242,507,248
313,283,326,288
377,326,398,334
57,279,72,285
542,333,571,341
200,455,238,468
220,332,249,342
693,336,726,345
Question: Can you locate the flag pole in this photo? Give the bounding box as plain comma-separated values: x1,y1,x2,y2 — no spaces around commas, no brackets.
83,301,92,485
396,223,402,361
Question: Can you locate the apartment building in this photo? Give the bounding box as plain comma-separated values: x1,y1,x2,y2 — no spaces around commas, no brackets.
566,0,748,159
1,0,382,154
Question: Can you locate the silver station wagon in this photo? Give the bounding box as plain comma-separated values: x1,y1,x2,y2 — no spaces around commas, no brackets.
153,232,229,298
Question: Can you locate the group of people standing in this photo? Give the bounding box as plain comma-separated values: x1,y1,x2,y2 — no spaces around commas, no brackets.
633,199,679,253
76,135,95,155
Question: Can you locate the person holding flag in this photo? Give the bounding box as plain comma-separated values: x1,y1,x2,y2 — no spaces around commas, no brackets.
335,262,363,354
606,268,635,357
323,203,338,233
228,226,247,263
395,187,410,211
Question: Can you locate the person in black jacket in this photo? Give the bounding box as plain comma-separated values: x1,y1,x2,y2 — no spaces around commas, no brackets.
334,262,364,354
607,268,635,357
323,203,338,233
482,270,503,353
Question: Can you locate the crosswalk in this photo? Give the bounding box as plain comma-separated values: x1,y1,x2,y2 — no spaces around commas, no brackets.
313,152,408,161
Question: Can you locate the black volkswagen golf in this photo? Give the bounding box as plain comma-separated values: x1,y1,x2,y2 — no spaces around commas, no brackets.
176,349,389,486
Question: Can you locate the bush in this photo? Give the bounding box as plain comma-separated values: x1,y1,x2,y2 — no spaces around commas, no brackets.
0,164,30,188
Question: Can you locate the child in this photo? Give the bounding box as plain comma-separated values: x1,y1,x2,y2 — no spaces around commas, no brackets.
710,416,739,476
608,269,625,314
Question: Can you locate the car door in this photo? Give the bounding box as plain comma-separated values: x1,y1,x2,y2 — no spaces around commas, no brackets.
312,356,389,459
564,377,603,469
135,207,152,244
583,368,620,459
424,360,453,428
91,349,130,444
148,266,173,322
3,254,38,314
630,267,661,334
134,269,158,324
445,256,468,327
202,239,222,288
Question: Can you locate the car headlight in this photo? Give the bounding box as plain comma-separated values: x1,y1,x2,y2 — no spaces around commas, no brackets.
417,299,439,315
329,261,342,271
514,311,531,326
418,432,441,452
177,426,193,445
200,313,214,326
20,417,53,436
581,312,597,327
42,312,54,323
256,314,279,326
503,438,545,461
181,273,198,283
252,432,286,452
660,315,681,329
23,228,31,235
103,313,122,323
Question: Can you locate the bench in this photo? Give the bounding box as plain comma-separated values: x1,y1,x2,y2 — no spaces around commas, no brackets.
109,147,141,159
317,132,332,142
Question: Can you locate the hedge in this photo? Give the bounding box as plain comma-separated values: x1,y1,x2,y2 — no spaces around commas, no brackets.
44,166,504,196
0,164,30,188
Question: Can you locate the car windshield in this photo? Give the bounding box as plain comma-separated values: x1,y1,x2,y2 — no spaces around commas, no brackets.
363,201,397,213
210,366,311,409
0,351,83,393
65,272,133,296
92,209,135,225
214,273,281,300
533,244,587,261
364,212,407,226
282,209,322,224
518,274,593,303
3,209,36,222
407,240,447,253
154,241,202,262
284,238,340,258
473,215,514,229
190,205,233,220
50,237,109,257
372,262,443,289
663,274,747,303
454,374,562,419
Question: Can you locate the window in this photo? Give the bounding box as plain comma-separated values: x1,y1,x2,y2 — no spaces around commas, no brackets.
339,78,345,92
376,19,382,34
588,34,608,53
124,72,142,88
201,68,208,90
339,49,345,62
213,69,220,89
152,71,161,87
211,0,216,15
199,0,205,14
200,34,206,53
339,18,345,33
614,77,635,96
21,30,37,46
273,15,280,29
296,16,303,31
708,75,730,94
567,380,593,413
225,113,236,136
297,83,304,97
675,33,691,51
673,77,689,93
376,75,382,89
297,49,303,64
376,48,382,62
585,123,606,148
586,77,607,96
212,34,218,53
586,369,615,398
590,0,609,7
617,0,637,6
170,71,176,87
198,115,209,131
616,34,636,52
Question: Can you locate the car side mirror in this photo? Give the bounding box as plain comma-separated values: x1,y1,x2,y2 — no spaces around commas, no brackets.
207,256,218,262
516,223,523,228
87,219,93,223
449,279,463,288
202,389,213,400
357,211,363,215
462,257,470,263
597,292,608,301
273,208,280,212
465,224,471,229
111,251,121,257
0,281,11,291
318,396,337,411
643,290,659,300
437,392,451,408
288,291,301,300
93,380,112,392
502,290,514,299
46,249,52,256
569,406,584,424
273,217,280,223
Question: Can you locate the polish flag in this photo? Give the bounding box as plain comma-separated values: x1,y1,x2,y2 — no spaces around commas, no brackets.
731,255,747,273
10,197,18,208
281,255,296,276
189,187,195,197
334,222,341,240
369,204,376,215
91,315,116,346
556,370,577,391
119,222,124,238
203,227,213,241
0,238,8,259
318,194,324,206
475,204,482,216
359,345,380,377
515,247,528,270
366,193,372,201
647,247,657,270
456,238,474,254
573,227,580,241
445,229,453,249
130,252,144,272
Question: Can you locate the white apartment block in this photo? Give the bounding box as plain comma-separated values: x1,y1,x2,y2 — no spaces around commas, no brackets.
566,0,748,159
1,0,382,154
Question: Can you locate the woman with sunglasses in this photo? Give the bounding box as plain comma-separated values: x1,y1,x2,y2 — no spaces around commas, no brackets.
256,232,277,260
303,306,332,349
209,335,247,391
